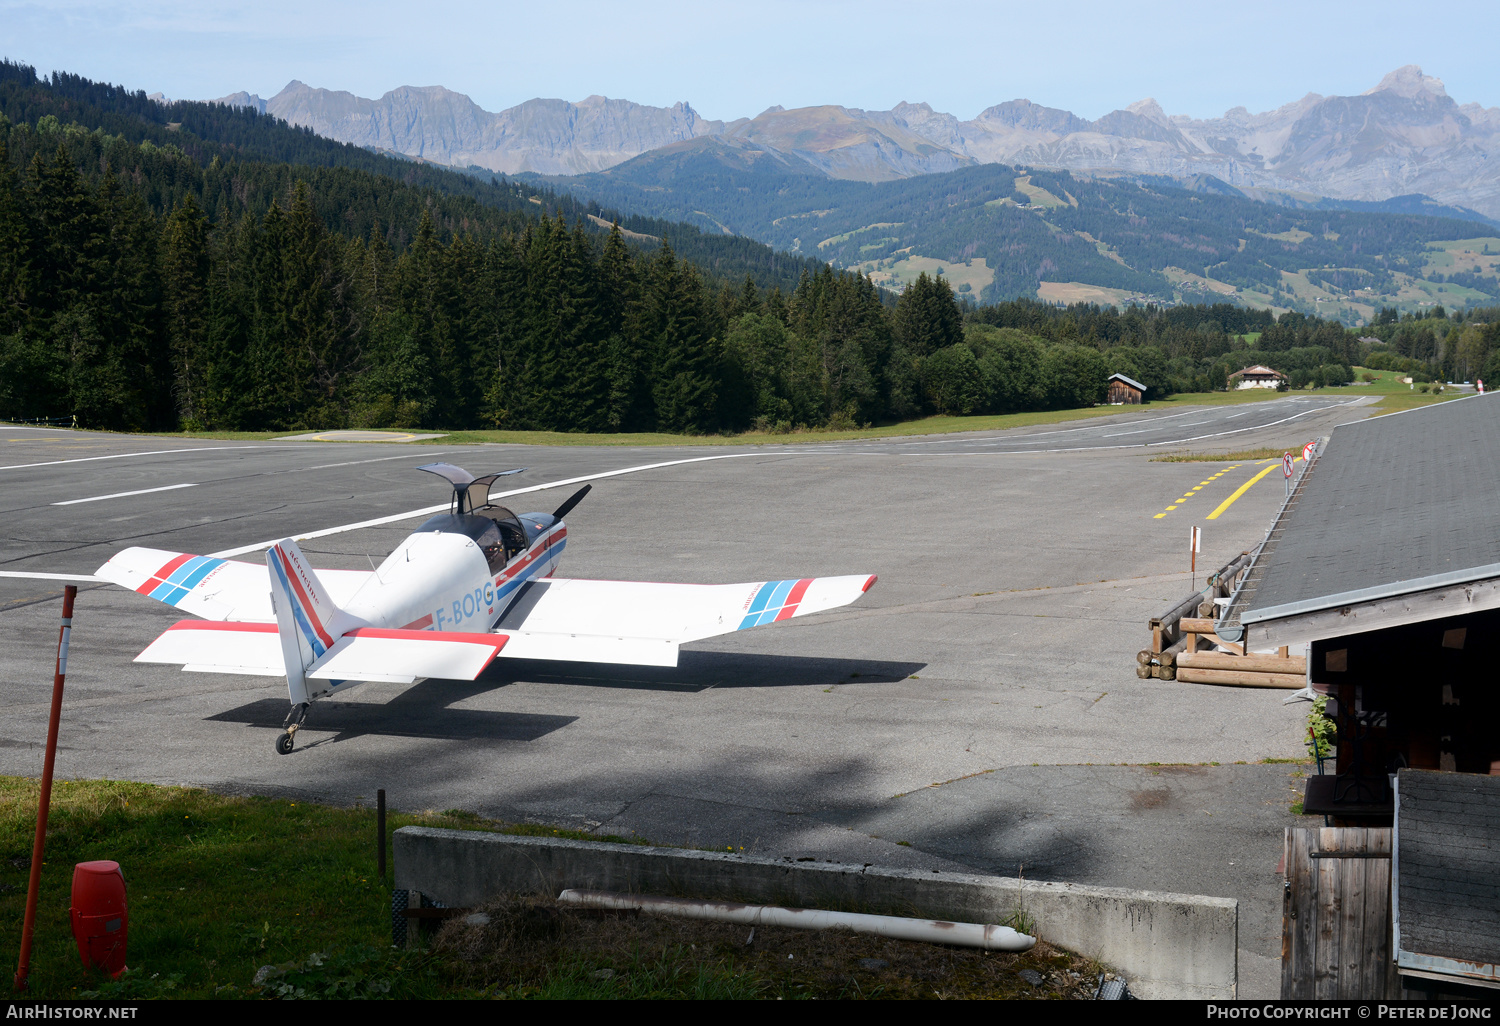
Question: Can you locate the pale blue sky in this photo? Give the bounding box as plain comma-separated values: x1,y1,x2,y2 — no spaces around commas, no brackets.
3,0,1497,122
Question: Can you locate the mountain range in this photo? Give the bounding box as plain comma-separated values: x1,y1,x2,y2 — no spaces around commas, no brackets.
216,67,1500,218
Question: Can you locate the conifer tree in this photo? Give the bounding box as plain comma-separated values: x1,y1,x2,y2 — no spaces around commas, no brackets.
162,194,210,426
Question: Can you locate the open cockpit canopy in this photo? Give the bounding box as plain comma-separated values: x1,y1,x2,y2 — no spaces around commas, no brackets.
416,462,527,516
416,463,531,572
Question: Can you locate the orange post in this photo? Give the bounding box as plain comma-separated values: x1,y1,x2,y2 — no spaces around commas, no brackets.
14,584,76,992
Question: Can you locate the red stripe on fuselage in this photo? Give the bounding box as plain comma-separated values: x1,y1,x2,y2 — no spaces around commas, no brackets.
274,548,336,649
138,553,192,594
401,613,434,630
774,578,815,621
495,527,565,585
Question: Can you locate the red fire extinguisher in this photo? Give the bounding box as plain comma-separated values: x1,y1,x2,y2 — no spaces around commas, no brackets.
70,861,128,977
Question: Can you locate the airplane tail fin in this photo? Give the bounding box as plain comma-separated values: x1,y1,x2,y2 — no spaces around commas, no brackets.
267,538,351,704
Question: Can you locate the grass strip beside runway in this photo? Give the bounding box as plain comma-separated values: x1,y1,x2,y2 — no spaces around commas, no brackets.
0,777,1099,1000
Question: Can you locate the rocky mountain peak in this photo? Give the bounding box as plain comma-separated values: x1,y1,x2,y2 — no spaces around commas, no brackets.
1125,97,1170,125
212,90,267,114
1366,65,1447,100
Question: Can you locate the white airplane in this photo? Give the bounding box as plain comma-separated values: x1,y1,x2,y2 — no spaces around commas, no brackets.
92,463,877,754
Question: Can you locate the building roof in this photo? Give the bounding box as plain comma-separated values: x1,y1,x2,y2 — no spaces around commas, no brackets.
1224,394,1500,644
1106,372,1146,392
1395,769,1500,978
1228,364,1284,379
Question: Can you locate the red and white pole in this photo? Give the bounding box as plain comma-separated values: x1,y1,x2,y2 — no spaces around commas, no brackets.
13,584,76,992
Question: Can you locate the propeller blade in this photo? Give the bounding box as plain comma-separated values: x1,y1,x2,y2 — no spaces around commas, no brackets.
552,484,592,521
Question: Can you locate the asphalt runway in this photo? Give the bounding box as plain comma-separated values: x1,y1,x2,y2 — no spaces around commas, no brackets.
0,395,1375,996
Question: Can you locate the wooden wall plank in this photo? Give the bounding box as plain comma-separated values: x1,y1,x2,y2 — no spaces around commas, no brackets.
1314,827,1343,999
1282,826,1400,999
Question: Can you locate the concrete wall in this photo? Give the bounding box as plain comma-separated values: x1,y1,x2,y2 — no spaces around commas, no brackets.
394,826,1238,1000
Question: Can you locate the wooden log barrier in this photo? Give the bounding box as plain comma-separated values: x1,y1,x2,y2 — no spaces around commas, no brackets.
1174,667,1304,689
1177,651,1306,675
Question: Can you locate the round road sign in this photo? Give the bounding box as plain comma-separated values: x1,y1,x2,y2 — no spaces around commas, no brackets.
1283,453,1294,478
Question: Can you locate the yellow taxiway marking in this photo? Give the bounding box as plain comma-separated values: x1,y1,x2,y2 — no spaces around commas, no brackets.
1207,457,1301,520
1153,465,1244,520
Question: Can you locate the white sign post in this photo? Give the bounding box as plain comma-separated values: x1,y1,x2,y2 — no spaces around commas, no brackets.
1283,452,1294,497
1190,525,1201,589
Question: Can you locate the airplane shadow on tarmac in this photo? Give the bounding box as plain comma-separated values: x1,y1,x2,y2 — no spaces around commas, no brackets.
486,651,927,693
205,652,925,746
207,675,577,747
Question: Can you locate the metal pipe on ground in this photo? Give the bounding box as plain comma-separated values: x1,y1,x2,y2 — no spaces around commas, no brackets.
557,889,1037,952
1151,591,1207,646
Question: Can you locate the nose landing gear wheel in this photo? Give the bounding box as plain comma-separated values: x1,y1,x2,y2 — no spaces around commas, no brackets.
275,732,295,755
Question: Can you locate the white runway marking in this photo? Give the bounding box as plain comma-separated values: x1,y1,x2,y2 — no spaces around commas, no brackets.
207,452,760,558
53,483,199,506
301,451,448,472
0,446,298,472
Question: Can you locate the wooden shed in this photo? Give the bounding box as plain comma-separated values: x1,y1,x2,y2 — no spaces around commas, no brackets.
1106,373,1146,404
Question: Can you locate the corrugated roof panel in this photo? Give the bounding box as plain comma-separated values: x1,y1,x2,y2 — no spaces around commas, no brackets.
1244,395,1500,619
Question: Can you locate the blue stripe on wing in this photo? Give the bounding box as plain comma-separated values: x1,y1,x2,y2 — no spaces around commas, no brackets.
738,580,794,630
752,579,798,627
149,556,225,606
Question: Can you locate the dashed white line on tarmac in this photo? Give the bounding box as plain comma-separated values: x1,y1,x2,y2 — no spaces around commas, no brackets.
301,451,448,472
53,483,199,506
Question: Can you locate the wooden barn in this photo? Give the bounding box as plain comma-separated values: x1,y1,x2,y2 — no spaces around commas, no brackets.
1106,373,1146,404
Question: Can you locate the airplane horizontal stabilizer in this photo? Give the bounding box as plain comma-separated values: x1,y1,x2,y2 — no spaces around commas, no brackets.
135,621,285,675
306,628,507,683
135,621,507,684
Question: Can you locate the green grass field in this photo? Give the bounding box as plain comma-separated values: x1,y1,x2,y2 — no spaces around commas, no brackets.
154,388,1299,449
1336,367,1471,414
0,778,1096,1000
32,374,1464,452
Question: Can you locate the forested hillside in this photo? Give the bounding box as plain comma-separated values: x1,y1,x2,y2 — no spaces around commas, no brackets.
5,62,1499,437
542,147,1500,321
0,62,827,292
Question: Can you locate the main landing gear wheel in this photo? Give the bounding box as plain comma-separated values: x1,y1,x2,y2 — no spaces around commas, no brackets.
275,702,309,756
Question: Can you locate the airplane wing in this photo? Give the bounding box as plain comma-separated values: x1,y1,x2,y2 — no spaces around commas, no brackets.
492,574,876,667
135,621,507,683
94,547,371,623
